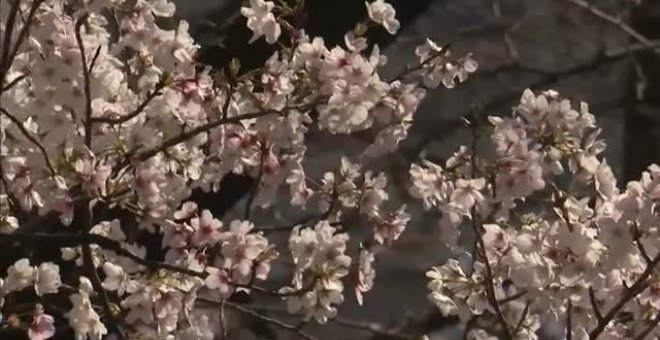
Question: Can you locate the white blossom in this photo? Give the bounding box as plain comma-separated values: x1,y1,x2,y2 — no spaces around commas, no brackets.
4,258,35,293
241,0,282,44
365,0,400,34
355,248,376,305
34,262,61,296
67,277,107,340
102,262,137,296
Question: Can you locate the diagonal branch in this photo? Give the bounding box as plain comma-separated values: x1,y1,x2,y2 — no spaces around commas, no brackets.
390,40,455,83
589,253,660,339
0,107,57,177
134,106,309,162
90,78,168,125
633,313,660,340
512,301,530,336
1,72,27,92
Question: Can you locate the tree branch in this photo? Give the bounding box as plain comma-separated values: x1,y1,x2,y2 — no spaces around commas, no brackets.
390,40,455,83
498,290,528,305
132,105,310,163
512,301,530,336
632,222,652,264
89,78,168,125
588,286,604,323
0,107,57,177
0,0,45,87
466,117,513,340
0,231,314,297
0,0,20,74
589,253,660,339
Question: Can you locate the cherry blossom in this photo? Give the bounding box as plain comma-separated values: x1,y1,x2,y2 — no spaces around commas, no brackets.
189,209,223,247
365,0,401,34
205,266,233,298
220,220,273,284
34,262,61,296
355,248,376,305
28,304,55,340
102,262,137,296
283,220,351,322
4,258,35,293
241,0,282,44
67,277,107,340
414,38,478,88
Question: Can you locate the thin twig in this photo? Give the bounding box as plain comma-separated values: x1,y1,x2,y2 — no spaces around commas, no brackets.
81,244,126,339
475,231,513,339
390,40,455,82
332,317,416,339
498,290,528,305
74,14,93,147
566,300,572,340
605,41,660,58
253,213,329,234
219,299,228,340
512,301,530,336
633,313,660,340
197,298,319,340
632,222,652,264
88,45,102,72
560,0,660,59
244,143,267,220
466,117,513,340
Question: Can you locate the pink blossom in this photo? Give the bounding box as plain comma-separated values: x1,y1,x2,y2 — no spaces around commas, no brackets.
28,305,55,340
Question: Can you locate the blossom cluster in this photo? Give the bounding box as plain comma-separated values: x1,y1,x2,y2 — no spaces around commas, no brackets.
413,89,660,339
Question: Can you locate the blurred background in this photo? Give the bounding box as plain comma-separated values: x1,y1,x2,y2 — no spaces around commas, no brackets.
166,0,660,339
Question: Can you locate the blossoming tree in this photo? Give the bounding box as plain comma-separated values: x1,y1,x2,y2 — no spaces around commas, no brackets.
0,0,658,339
